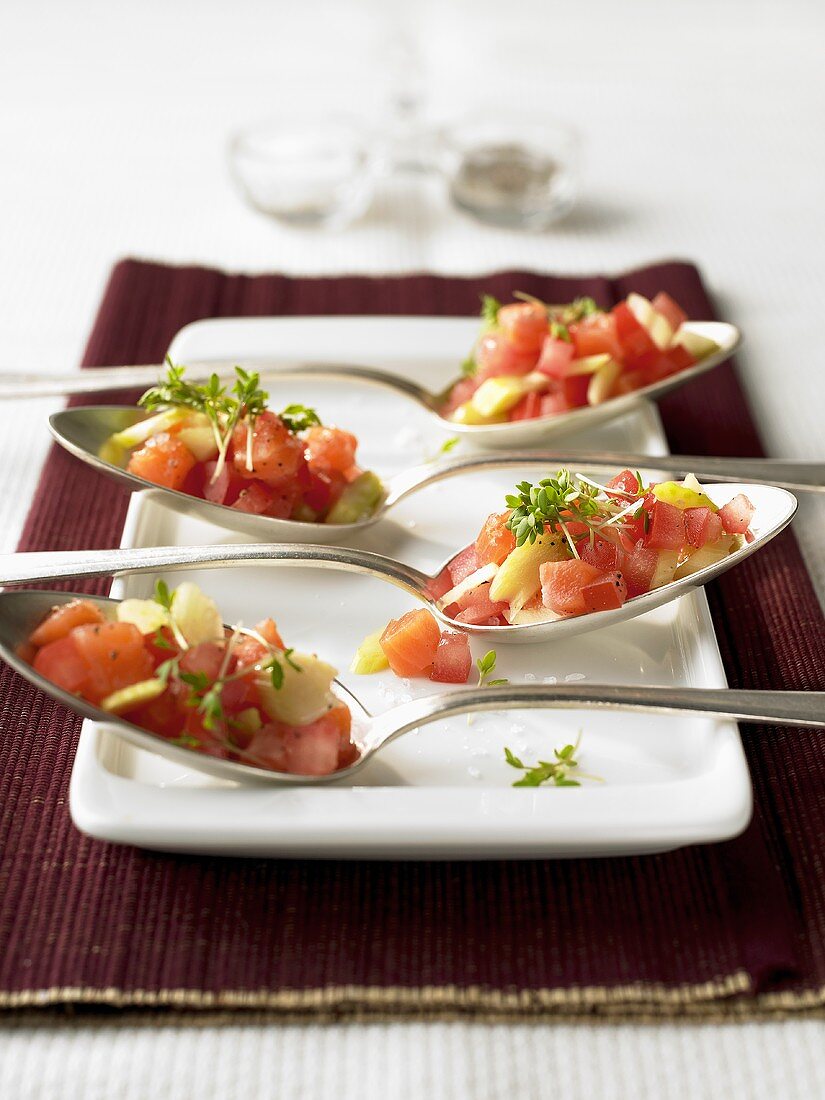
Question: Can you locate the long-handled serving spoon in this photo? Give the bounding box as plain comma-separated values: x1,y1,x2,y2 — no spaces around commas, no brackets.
1,318,739,448
0,590,821,785
0,481,797,643
48,405,822,543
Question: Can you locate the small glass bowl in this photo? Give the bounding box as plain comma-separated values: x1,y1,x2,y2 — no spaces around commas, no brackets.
440,113,580,230
228,114,379,229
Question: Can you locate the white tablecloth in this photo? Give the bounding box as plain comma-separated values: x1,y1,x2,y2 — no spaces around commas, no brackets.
1,0,823,1096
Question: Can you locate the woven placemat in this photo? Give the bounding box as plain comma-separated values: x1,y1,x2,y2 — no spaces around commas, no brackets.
0,259,822,1022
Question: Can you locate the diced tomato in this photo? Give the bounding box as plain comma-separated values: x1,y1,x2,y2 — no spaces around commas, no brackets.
617,541,659,598
447,544,479,585
221,674,259,717
581,572,628,613
475,511,516,566
71,620,155,704
684,507,724,548
454,582,509,624
426,567,454,601
257,618,285,649
143,625,180,667
305,426,358,475
645,501,686,551
442,376,479,414
606,469,641,498
430,631,472,683
202,461,243,507
612,302,656,364
540,391,570,416
536,335,575,379
665,345,696,372
266,480,301,519
123,682,185,740
719,494,755,534
178,642,224,681
380,609,440,678
231,410,304,485
127,432,197,492
561,373,591,407
29,599,105,648
231,480,275,515
298,465,345,514
497,302,548,355
475,331,537,379
540,559,608,616
614,369,647,396
634,349,676,385
509,392,542,421
578,535,619,572
651,292,688,332
32,635,90,696
245,720,289,772
282,713,344,776
570,313,623,360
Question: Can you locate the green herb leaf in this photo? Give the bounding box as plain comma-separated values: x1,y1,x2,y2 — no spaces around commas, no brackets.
477,650,497,678
460,357,477,378
269,659,284,691
550,321,571,342
440,436,460,455
480,294,501,329
280,404,322,433
504,732,593,788
152,626,172,650
154,579,173,610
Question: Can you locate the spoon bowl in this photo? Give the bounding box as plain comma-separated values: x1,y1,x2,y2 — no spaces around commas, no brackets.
49,405,822,546
8,319,740,451
1,589,821,787
0,478,798,644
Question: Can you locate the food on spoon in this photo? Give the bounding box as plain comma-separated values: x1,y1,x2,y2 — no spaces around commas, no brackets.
443,292,720,424
352,610,473,684
428,469,754,626
99,360,385,525
25,581,358,776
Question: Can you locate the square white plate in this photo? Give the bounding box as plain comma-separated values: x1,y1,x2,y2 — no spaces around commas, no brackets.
69,316,751,858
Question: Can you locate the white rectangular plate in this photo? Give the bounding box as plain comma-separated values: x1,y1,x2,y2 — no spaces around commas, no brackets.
69,316,751,858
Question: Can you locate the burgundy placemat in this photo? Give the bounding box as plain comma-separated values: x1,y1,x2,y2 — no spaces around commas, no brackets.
0,259,822,1022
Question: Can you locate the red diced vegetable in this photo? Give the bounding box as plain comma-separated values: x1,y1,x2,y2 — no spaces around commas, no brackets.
645,501,687,551
718,494,755,534
430,632,472,683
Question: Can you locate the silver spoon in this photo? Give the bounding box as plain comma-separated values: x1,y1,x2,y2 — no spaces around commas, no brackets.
48,405,822,545
0,483,797,644
0,589,820,785
2,318,739,449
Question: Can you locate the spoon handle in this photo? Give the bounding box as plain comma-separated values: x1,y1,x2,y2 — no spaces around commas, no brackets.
0,542,432,595
369,683,825,750
387,451,824,497
0,361,434,405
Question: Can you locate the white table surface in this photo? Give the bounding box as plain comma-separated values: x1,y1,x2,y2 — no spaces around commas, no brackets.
1,0,823,1096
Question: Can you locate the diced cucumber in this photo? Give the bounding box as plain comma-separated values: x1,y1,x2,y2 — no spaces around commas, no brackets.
586,358,622,405
233,707,262,735
489,531,569,615
109,408,190,449
170,582,224,645
440,562,499,608
469,372,548,418
293,502,320,524
97,438,128,467
350,630,390,674
116,598,170,634
649,549,680,589
674,538,734,580
177,424,219,462
325,471,385,525
653,477,717,512
565,353,612,376
672,328,719,360
257,651,338,726
450,401,504,426
627,293,674,350
100,678,166,714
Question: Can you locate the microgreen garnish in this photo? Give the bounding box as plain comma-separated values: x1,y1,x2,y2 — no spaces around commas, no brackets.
155,656,180,685
140,359,268,482
550,321,571,342
279,404,322,433
505,469,644,550
440,436,460,454
504,732,600,788
460,357,477,378
154,579,173,611
480,294,501,329
263,646,301,691
170,733,201,749
476,650,508,688
552,296,601,324
151,626,173,650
